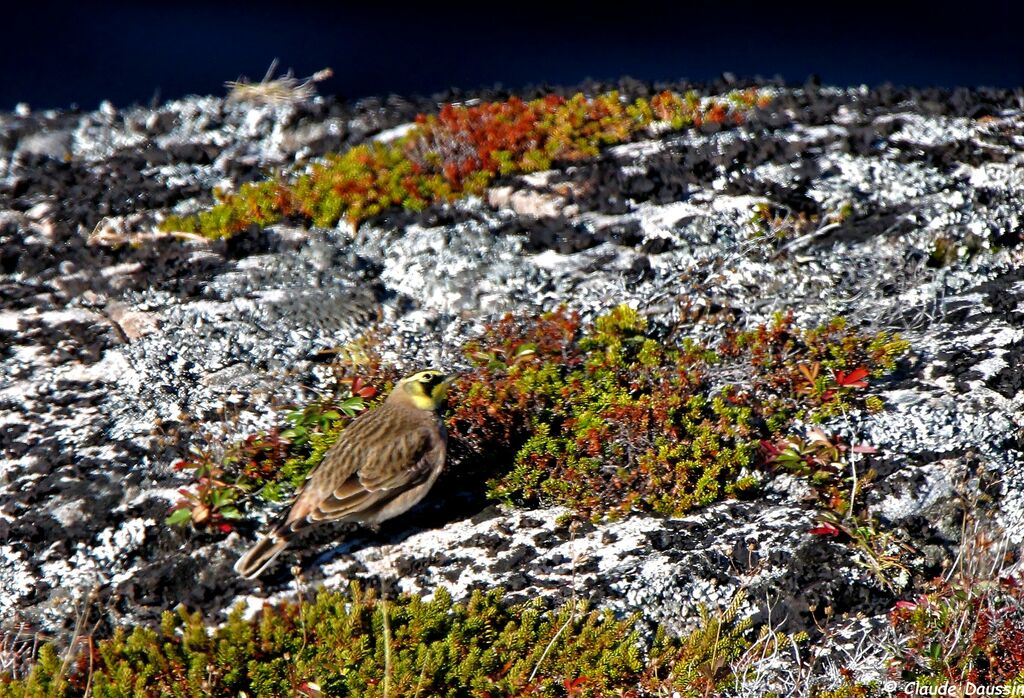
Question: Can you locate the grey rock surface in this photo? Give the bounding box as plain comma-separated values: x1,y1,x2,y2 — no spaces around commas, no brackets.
2,82,1023,690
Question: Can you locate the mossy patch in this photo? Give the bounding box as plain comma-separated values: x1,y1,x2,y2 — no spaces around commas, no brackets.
448,306,908,520
161,89,771,239
1,585,779,698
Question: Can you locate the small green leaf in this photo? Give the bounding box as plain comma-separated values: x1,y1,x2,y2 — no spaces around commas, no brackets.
338,396,366,416
166,509,193,527
260,483,283,502
209,489,236,506
282,426,307,441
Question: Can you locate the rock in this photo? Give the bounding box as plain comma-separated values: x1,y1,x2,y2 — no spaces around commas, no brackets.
2,81,1024,686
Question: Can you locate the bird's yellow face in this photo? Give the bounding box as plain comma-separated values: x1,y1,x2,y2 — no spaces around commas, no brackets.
397,370,451,411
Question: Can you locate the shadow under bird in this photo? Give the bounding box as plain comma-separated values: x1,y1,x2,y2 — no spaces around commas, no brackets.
234,370,451,579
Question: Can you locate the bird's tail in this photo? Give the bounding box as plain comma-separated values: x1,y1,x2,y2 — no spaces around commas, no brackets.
234,533,290,579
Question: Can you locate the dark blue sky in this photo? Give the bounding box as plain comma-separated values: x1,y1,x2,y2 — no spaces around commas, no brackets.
3,1,1023,111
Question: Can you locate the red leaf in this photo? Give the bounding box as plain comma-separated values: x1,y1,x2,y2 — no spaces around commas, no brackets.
834,367,869,388
808,523,841,536
349,375,378,399
893,600,918,610
296,681,322,697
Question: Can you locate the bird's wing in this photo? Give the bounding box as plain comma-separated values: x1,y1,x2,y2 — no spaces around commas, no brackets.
357,426,438,490
277,411,379,530
298,427,437,523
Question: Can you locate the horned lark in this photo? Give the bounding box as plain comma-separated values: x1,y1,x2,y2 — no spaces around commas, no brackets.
234,370,450,579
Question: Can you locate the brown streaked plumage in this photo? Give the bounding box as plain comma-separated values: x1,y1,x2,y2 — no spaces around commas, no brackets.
234,370,450,579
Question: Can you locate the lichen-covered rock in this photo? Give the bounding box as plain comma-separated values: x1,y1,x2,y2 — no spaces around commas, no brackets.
2,81,1023,691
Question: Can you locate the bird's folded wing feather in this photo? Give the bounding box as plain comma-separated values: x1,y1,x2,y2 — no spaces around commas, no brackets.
290,427,435,523
357,427,436,490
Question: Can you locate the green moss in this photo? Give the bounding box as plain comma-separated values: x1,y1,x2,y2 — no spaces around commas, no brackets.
160,89,768,240
0,586,774,698
164,180,298,240
449,306,909,520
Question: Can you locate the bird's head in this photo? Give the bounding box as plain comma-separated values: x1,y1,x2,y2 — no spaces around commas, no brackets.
393,370,451,411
